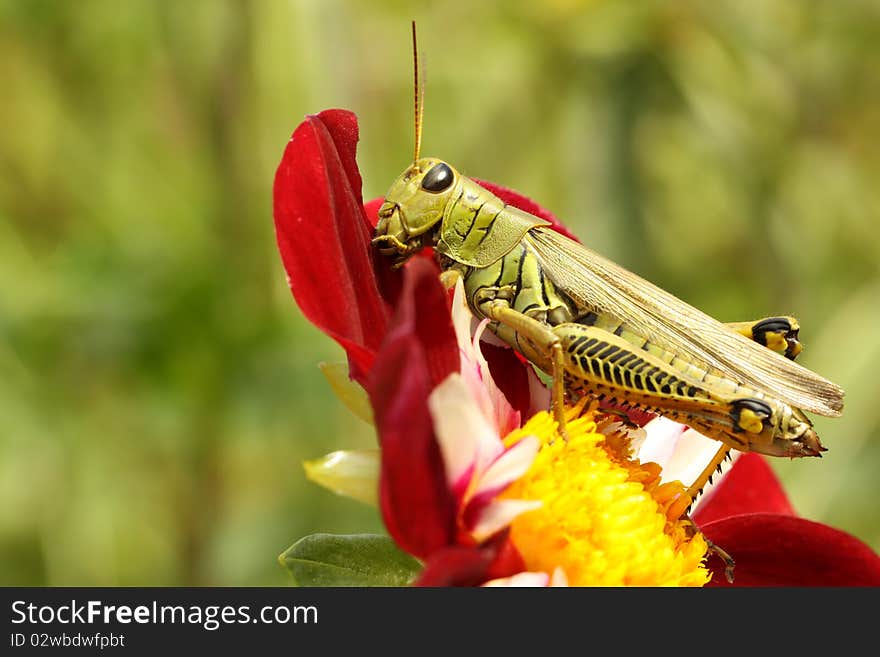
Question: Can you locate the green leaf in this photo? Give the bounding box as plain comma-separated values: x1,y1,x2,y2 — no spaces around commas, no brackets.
279,533,422,587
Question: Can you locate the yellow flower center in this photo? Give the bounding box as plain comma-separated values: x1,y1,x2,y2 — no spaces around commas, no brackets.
501,405,710,586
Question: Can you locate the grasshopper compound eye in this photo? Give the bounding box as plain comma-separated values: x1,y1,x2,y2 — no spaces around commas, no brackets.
421,162,454,192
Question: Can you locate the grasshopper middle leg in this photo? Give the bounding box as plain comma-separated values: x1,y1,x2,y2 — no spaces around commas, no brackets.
479,299,569,432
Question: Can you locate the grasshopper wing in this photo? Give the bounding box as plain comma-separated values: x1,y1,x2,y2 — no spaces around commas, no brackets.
528,227,844,417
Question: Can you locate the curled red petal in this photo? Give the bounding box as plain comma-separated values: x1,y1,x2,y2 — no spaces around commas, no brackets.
415,532,526,587
693,453,795,526
367,258,460,559
702,513,880,586
273,110,389,383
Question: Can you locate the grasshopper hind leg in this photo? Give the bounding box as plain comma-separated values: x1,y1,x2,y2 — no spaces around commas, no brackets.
727,316,801,360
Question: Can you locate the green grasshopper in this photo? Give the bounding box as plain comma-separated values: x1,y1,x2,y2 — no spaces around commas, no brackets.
372,25,844,521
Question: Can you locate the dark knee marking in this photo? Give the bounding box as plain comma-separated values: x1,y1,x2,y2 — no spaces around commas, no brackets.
731,398,772,434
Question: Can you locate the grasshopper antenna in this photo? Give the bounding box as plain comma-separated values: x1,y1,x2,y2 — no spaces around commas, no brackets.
412,20,424,171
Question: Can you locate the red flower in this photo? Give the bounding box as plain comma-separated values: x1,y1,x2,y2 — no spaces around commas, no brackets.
273,109,389,385
273,109,880,586
694,453,880,586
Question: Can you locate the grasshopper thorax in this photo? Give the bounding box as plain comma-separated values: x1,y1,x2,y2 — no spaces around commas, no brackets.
372,157,462,266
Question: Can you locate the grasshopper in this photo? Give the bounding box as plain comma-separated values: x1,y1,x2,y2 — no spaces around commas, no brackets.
372,25,844,528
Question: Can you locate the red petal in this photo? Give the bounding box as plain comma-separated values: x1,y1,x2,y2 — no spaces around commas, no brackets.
702,513,880,586
415,545,491,587
363,197,384,229
391,259,459,389
415,532,526,587
481,343,534,420
597,399,657,427
273,110,389,383
474,179,581,242
367,258,460,559
693,453,795,526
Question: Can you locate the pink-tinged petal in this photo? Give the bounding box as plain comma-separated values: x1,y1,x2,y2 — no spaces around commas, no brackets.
701,514,880,586
693,453,795,526
526,366,552,417
483,571,551,587
449,277,475,354
474,179,580,242
450,284,520,436
368,258,460,559
479,335,552,421
429,374,503,491
273,110,389,383
415,532,526,587
474,435,541,498
470,498,543,543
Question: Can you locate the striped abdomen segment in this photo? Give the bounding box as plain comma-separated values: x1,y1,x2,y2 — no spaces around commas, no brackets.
560,325,714,405
573,309,746,398
558,322,760,449
555,321,821,456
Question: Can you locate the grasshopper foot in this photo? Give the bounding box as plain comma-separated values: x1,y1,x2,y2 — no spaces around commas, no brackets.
705,537,736,583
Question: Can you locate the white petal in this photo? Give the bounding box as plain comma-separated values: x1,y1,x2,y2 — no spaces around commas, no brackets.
450,278,476,355
638,419,741,512
674,429,742,513
482,572,550,587
659,427,732,487
474,435,540,498
637,416,688,467
471,498,542,543
428,374,503,486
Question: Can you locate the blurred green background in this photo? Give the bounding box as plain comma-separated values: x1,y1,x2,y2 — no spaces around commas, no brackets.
1,0,878,585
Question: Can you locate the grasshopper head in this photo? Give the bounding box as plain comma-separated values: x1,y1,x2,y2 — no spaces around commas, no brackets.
372,158,460,266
